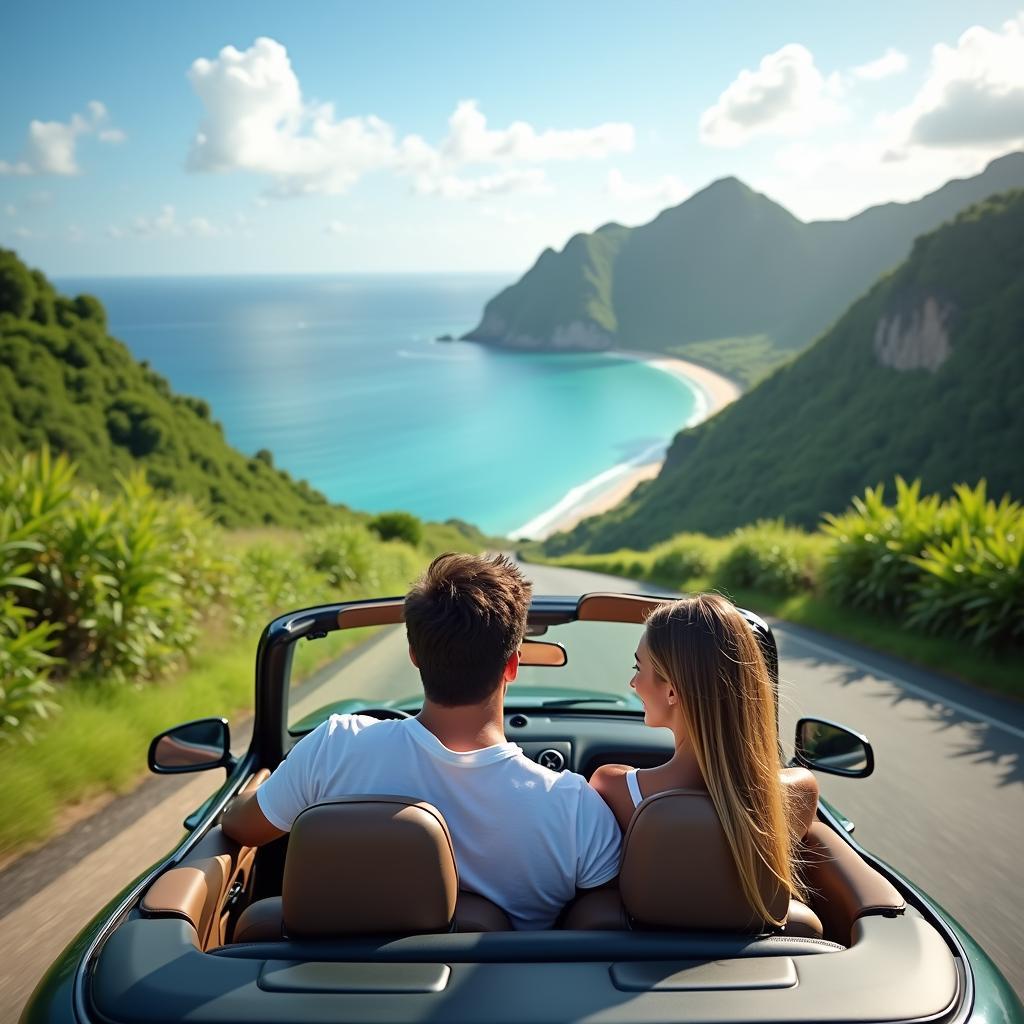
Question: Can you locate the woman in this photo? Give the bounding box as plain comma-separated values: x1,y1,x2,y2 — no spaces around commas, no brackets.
590,593,818,926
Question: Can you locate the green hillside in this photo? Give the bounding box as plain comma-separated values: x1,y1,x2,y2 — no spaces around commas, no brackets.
466,152,1024,385
544,190,1024,554
0,250,335,527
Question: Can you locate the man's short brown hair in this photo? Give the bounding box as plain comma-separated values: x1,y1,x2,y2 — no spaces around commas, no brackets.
405,553,532,706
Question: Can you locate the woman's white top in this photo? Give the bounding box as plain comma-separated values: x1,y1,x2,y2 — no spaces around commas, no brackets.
626,768,643,807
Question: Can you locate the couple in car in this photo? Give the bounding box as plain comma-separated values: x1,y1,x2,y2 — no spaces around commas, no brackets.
223,552,817,930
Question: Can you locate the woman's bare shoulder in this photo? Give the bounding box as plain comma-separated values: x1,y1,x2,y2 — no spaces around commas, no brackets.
589,763,635,832
589,763,633,793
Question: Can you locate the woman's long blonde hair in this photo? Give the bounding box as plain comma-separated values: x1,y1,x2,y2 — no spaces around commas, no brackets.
644,594,800,925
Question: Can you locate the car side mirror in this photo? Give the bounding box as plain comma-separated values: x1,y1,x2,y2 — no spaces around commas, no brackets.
793,717,874,778
149,717,233,774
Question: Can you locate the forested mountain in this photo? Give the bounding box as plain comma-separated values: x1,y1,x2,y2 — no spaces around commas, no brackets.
543,190,1024,554
0,250,335,527
466,152,1024,385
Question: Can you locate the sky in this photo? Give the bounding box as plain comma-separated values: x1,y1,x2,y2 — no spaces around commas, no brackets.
2,1,1024,277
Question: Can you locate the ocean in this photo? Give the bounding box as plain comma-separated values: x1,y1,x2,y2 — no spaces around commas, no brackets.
56,274,699,537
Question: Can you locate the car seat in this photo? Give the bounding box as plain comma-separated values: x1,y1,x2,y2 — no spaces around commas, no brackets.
232,795,511,942
565,789,823,938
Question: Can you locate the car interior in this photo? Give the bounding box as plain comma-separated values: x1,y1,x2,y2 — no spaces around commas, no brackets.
87,594,966,1024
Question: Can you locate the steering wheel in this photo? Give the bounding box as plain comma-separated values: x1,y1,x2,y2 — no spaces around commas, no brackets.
358,707,412,721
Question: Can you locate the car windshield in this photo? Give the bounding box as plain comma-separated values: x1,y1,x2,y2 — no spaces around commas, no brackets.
286,617,645,733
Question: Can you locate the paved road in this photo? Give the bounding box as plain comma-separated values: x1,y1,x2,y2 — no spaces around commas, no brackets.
2,562,1021,1020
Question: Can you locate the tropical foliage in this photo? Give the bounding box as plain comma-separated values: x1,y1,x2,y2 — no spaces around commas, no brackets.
0,510,60,739
823,479,1024,646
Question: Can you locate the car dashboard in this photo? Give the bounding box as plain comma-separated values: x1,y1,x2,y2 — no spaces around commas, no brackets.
502,710,674,777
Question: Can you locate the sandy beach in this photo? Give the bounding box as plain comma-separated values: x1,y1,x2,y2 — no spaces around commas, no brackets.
509,352,741,541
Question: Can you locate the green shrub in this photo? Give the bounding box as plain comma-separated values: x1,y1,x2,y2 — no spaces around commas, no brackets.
1,449,226,684
0,515,60,740
822,479,1024,649
714,521,819,597
304,523,381,589
228,543,324,632
821,478,944,613
369,511,423,547
649,535,715,586
905,485,1024,647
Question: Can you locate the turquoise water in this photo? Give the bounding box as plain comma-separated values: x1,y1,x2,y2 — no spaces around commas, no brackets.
57,275,697,535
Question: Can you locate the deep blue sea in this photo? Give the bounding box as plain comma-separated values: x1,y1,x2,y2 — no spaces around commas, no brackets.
57,275,698,536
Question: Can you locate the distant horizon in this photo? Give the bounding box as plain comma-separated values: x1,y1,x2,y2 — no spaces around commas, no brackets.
44,147,1024,283
53,269,519,281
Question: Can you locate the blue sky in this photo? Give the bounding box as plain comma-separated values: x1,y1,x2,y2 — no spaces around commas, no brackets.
3,1,1023,276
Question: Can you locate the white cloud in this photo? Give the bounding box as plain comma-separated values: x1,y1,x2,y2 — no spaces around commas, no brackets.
3,204,15,217
0,102,124,176
437,99,633,165
415,167,551,200
185,38,634,200
109,204,232,239
606,168,689,205
187,216,221,238
14,226,34,239
700,44,845,147
325,220,350,236
852,49,909,81
186,37,402,196
479,205,538,227
898,14,1024,150
764,135,1009,222
132,204,180,236
700,16,1024,219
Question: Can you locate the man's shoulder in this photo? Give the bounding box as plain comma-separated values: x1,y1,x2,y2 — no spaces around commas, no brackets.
325,712,385,736
504,754,592,800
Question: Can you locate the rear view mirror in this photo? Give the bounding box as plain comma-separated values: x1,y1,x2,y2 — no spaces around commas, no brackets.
520,639,567,667
794,717,874,778
149,717,232,774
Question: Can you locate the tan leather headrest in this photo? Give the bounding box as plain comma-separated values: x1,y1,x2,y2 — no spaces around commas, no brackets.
282,797,458,937
619,790,787,931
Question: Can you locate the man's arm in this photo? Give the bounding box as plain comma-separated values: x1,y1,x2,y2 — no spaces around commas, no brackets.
221,790,286,847
221,719,335,845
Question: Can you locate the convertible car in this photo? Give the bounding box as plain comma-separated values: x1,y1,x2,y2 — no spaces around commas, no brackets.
22,592,1024,1024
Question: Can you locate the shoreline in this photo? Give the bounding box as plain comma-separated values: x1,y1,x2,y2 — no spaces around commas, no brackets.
508,352,741,541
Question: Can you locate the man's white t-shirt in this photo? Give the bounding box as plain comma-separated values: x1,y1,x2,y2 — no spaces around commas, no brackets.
257,714,621,930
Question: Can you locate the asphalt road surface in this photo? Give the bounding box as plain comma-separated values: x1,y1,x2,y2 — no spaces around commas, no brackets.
2,561,1021,1021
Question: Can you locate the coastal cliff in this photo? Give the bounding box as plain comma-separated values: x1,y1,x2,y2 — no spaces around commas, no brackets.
543,189,1024,552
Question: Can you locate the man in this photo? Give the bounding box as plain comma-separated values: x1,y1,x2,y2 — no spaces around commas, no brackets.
222,552,621,930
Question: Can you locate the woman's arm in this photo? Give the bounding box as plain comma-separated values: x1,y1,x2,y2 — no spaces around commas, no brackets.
781,767,820,839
